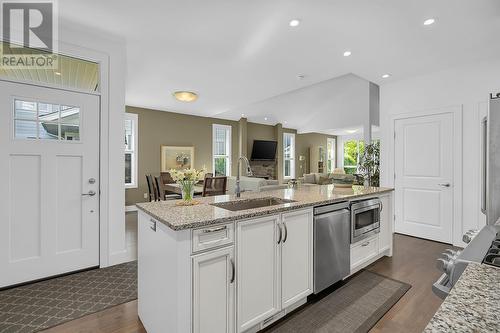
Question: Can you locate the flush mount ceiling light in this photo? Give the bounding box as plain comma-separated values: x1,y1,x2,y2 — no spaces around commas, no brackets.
346,129,358,134
54,71,61,76
289,19,301,27
423,18,435,26
343,51,352,57
173,91,198,102
382,74,391,78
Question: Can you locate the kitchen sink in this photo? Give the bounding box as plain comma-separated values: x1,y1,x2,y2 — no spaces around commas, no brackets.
210,197,296,212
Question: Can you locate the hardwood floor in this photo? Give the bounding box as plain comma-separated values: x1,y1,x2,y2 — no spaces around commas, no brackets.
367,234,458,333
41,234,455,333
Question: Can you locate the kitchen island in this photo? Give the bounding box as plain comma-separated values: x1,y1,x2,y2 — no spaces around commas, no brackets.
136,185,394,333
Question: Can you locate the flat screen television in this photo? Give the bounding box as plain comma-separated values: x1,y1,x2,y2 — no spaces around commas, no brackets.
251,140,277,161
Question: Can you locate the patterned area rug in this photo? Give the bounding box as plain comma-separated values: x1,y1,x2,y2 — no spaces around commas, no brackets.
0,261,137,333
263,270,411,333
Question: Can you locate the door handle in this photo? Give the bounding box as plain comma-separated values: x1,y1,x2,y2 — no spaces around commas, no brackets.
82,190,96,196
282,222,288,243
230,258,235,284
438,183,451,188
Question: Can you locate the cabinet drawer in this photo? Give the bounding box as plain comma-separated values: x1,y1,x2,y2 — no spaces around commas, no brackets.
192,223,234,253
350,236,378,269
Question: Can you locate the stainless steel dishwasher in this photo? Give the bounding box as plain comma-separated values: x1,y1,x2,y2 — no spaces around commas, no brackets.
313,201,351,294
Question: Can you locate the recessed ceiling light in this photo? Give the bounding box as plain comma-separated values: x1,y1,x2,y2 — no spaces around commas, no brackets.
264,117,268,121
289,19,301,27
382,74,391,78
423,18,435,26
343,51,352,57
173,91,198,102
297,74,305,80
54,71,61,76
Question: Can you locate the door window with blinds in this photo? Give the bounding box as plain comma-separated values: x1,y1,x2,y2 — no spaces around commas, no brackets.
283,132,295,179
212,124,232,176
13,99,80,141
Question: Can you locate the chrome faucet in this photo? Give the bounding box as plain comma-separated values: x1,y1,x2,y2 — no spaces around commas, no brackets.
236,156,253,198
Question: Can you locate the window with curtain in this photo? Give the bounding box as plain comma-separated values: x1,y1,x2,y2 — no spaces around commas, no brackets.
213,124,232,176
283,132,295,179
327,137,336,173
125,113,138,188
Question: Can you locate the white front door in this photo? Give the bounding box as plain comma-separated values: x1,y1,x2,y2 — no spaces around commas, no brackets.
0,80,100,287
394,112,454,243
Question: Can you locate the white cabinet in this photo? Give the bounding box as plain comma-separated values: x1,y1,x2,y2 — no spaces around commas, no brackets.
351,235,379,270
193,246,235,333
378,194,392,254
281,209,313,308
236,215,281,332
349,193,394,274
236,209,313,333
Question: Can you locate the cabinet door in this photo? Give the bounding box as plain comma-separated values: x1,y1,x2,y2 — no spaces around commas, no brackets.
281,209,313,308
379,194,393,254
193,247,235,333
236,215,280,333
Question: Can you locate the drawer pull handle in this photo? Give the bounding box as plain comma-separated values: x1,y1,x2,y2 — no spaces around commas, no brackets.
230,258,235,283
149,219,157,232
202,226,227,233
361,241,370,247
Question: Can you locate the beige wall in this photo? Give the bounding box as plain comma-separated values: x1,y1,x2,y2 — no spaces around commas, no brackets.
296,132,337,177
125,106,239,205
125,106,336,204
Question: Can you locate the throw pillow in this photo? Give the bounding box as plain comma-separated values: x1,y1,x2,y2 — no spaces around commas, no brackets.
303,174,316,184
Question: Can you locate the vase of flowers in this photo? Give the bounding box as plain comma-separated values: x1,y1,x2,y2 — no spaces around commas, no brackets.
169,168,205,202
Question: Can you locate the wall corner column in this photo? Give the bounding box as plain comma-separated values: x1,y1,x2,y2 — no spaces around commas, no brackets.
275,123,283,183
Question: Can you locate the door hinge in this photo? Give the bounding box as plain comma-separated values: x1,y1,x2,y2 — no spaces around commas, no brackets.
394,132,396,139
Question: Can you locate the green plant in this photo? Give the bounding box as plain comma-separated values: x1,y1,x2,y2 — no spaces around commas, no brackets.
358,141,380,186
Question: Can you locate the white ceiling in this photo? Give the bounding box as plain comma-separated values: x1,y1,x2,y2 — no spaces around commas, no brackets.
59,0,500,127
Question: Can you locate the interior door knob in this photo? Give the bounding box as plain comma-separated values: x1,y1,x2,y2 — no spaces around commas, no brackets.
82,190,96,197
438,183,451,187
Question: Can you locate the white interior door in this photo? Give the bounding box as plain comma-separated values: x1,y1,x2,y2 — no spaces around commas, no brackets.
0,80,100,287
394,112,454,243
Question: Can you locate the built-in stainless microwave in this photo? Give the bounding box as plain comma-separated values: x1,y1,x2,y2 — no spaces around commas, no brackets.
350,198,381,243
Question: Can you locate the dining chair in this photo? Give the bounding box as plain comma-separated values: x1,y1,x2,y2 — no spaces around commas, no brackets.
202,176,227,197
160,172,175,184
146,175,157,201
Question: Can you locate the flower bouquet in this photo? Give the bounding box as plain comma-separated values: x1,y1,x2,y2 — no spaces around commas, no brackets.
169,168,205,204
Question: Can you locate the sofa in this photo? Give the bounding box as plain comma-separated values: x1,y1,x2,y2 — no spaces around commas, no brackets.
300,169,357,186
226,176,288,193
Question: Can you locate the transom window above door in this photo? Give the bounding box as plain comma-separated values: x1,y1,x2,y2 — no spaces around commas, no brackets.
13,99,81,141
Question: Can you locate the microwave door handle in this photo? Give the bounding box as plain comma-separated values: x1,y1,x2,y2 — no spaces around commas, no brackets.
481,116,488,214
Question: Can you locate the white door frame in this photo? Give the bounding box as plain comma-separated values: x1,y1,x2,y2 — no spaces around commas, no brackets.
388,105,463,246
0,39,113,267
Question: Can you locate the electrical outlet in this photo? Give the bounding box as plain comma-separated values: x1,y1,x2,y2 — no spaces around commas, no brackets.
143,193,148,199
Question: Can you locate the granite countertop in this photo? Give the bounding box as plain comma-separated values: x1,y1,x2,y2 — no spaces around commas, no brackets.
424,263,500,332
135,185,393,230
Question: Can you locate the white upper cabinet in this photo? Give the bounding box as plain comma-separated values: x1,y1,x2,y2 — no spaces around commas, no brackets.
236,215,281,333
280,209,313,308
